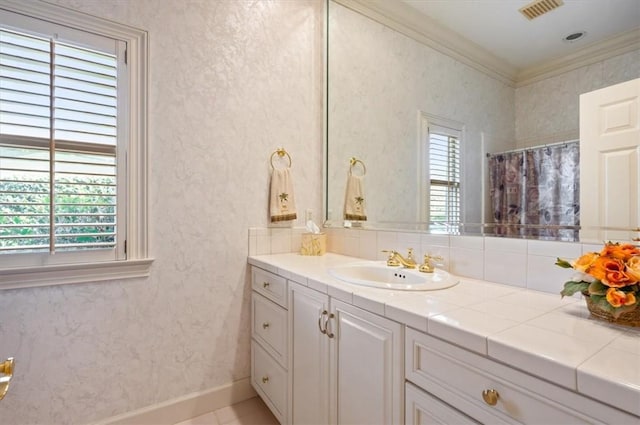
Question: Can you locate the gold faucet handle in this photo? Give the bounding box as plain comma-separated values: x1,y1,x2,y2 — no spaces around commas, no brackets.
424,254,443,263
419,254,444,273
406,248,415,261
382,250,401,267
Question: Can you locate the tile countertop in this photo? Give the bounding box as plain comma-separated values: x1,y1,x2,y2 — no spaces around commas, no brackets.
247,253,640,417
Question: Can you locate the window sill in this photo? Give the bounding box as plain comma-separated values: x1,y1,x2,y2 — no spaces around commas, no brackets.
0,258,154,290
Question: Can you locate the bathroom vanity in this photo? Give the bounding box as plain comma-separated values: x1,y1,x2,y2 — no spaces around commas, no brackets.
248,253,640,424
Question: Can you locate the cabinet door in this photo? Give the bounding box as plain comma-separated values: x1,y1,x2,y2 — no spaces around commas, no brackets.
288,282,330,425
330,299,404,425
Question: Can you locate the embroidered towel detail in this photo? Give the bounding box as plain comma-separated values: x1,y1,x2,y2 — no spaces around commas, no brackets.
343,174,367,221
270,167,297,222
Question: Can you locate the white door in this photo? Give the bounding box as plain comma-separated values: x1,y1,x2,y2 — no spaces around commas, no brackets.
330,299,404,425
580,78,640,242
288,282,330,425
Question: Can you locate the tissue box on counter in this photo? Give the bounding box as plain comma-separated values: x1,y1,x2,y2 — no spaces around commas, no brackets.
300,232,326,256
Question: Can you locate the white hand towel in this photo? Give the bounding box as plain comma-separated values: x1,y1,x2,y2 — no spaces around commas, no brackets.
270,167,297,222
343,174,367,221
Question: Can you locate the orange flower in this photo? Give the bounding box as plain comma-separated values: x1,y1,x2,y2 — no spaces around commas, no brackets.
600,243,640,262
626,256,640,281
586,256,612,281
571,252,599,272
588,257,638,287
605,287,637,308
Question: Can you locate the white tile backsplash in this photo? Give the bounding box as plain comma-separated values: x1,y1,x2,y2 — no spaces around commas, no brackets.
484,250,527,287
358,230,379,260
450,246,485,280
397,232,422,252
450,235,485,250
420,233,450,246
376,231,399,258
527,239,582,258
484,236,527,253
250,227,603,298
526,254,576,294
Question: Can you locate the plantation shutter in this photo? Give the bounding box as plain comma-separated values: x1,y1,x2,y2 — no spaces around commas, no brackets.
428,124,461,229
0,27,119,254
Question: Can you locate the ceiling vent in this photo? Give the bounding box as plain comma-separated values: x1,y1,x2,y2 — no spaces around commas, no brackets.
519,0,564,20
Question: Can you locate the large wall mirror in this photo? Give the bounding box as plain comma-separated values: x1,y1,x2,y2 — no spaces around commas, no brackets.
325,0,640,241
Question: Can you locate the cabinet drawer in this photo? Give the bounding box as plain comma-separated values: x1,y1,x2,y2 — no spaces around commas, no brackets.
252,267,287,307
406,382,478,425
406,328,637,425
252,292,287,366
252,340,286,424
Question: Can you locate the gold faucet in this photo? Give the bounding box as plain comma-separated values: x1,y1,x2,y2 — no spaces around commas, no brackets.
383,249,417,269
419,254,444,273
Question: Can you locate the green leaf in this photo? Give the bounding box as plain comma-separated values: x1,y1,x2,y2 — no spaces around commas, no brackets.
555,258,573,269
587,280,608,296
560,281,589,298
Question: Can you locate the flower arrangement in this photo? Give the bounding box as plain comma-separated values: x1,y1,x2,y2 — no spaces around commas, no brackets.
556,242,640,322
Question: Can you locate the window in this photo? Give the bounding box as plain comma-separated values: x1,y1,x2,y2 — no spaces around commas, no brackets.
0,2,150,288
419,113,463,233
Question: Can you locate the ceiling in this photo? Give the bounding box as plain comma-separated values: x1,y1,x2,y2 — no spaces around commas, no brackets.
401,0,640,71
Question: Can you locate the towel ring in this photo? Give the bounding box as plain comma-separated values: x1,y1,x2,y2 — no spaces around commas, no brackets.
270,148,292,169
349,157,366,176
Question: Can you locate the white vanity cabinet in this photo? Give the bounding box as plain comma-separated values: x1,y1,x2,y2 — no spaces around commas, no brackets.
405,328,639,425
251,263,404,425
251,267,289,423
288,282,330,424
288,280,404,425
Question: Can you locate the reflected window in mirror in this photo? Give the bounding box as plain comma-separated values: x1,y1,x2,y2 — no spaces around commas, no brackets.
420,114,464,234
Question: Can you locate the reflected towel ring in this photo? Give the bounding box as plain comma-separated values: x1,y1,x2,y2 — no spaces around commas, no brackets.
349,157,366,176
270,148,292,169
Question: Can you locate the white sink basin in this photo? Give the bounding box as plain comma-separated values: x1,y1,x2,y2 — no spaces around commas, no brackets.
328,261,459,291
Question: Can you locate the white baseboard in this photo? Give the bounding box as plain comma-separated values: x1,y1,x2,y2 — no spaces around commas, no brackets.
92,377,257,425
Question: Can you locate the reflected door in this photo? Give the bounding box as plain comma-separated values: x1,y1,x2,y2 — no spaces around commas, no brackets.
579,78,640,242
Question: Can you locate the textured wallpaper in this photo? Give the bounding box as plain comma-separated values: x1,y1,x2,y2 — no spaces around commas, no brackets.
327,2,515,225
515,49,640,146
0,1,323,423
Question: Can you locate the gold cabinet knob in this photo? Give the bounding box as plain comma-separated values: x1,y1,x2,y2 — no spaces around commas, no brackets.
263,282,270,288
0,357,14,401
482,389,499,406
262,322,270,329
261,375,269,384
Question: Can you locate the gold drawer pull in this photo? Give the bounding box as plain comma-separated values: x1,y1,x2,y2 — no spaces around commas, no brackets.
482,389,499,406
262,322,270,329
262,375,269,384
263,282,270,288
0,357,15,401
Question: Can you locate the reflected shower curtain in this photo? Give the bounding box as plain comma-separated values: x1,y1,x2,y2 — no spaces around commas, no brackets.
488,151,525,237
488,142,580,240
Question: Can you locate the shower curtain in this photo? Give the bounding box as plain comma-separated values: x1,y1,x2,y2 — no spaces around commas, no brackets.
488,142,580,240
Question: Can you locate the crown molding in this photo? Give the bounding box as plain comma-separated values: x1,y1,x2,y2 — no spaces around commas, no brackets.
333,0,518,87
332,0,640,88
515,28,640,87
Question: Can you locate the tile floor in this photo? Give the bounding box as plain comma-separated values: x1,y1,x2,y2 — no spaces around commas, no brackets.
174,396,279,425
